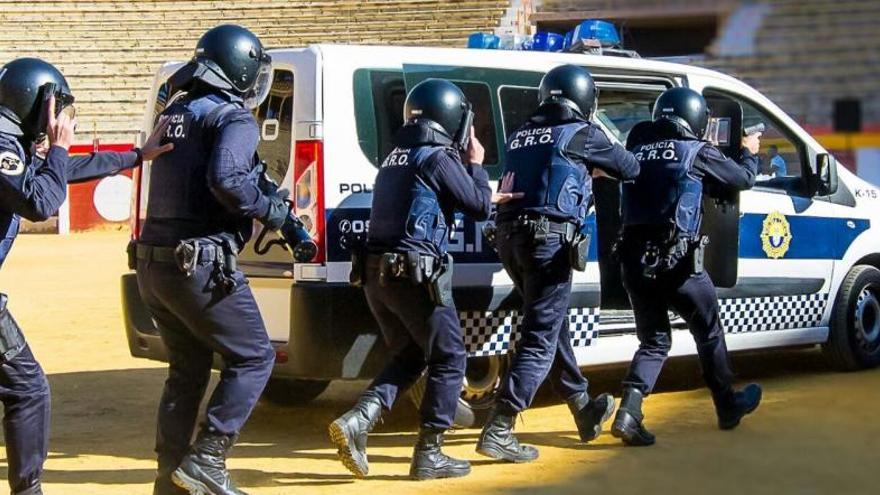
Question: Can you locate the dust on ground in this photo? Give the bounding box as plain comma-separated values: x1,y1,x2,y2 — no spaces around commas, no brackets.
0,232,876,494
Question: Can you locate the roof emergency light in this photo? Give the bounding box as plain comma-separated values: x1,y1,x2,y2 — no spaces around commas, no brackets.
567,19,639,58
572,19,621,48
468,32,500,49
530,32,564,52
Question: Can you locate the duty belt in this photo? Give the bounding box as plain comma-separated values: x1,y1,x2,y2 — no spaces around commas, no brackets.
498,214,578,243
136,243,224,264
138,240,239,293
366,251,439,286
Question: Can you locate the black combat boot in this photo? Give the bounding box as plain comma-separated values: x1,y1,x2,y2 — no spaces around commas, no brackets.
172,428,246,495
409,428,471,480
154,477,189,495
154,455,189,495
476,407,539,463
715,383,762,430
611,388,655,446
568,392,616,443
328,393,383,478
13,483,42,495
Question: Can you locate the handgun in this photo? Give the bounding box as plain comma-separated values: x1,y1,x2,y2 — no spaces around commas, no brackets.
453,105,474,154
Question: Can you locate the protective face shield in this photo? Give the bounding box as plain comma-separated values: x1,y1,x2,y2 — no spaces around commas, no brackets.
243,53,272,110
34,82,76,141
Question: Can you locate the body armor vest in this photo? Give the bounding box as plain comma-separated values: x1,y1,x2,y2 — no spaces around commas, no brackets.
140,93,251,245
368,145,449,258
497,122,591,224
622,139,706,239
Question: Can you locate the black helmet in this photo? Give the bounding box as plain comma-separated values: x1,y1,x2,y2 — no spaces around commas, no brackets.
0,57,75,139
168,24,272,109
653,87,710,138
403,79,471,138
538,64,597,120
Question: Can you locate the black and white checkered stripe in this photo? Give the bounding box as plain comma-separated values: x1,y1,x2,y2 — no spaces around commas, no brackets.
460,307,600,357
457,293,828,357
719,293,828,333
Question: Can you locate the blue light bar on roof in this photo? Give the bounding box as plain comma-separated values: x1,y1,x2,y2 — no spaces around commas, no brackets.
467,32,500,49
563,30,574,51
530,32,564,52
572,19,621,48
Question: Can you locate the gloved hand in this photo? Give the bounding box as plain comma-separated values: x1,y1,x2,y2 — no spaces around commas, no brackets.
262,189,291,230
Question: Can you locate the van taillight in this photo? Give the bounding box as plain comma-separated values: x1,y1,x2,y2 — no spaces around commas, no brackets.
293,140,325,263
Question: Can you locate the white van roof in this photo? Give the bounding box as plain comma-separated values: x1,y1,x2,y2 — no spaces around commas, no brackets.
267,43,741,86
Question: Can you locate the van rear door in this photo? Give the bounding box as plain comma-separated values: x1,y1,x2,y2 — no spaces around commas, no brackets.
237,66,298,276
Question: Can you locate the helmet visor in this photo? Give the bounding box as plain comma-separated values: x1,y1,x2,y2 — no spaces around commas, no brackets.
243,54,272,110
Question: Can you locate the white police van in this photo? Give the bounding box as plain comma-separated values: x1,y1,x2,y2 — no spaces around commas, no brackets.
122,36,880,427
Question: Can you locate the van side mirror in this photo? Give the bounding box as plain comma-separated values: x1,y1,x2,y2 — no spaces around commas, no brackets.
812,153,838,196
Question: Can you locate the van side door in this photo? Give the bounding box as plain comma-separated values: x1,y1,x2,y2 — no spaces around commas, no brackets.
700,86,840,334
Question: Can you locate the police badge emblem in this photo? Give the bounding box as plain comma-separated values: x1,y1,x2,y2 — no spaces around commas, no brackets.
0,151,24,176
760,211,792,259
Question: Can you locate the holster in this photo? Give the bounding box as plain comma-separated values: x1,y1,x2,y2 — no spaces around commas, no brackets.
569,232,591,272
378,251,433,286
427,254,455,307
0,294,26,362
344,232,368,287
126,240,137,270
691,236,709,274
514,214,577,246
481,222,498,252
173,239,239,294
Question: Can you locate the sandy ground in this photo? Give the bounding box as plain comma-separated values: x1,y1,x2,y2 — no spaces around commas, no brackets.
0,231,878,494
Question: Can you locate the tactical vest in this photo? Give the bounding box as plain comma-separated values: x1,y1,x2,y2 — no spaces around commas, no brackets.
0,135,28,268
621,139,707,239
497,122,591,224
140,93,250,245
368,145,449,257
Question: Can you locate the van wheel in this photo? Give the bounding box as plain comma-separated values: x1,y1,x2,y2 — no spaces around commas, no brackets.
262,378,331,406
823,265,880,370
409,354,509,429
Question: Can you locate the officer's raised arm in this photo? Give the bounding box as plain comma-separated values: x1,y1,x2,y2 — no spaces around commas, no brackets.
0,92,74,222
695,140,760,192
573,124,639,181
65,116,173,184
428,136,492,221
205,107,273,221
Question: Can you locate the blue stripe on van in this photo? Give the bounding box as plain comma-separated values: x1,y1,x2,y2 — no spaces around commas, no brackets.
738,213,869,260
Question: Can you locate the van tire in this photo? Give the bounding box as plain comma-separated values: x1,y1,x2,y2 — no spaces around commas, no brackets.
262,378,331,406
823,265,880,370
409,354,509,429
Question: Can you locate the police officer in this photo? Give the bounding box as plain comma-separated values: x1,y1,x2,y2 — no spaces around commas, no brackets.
135,25,305,495
611,87,763,446
0,57,169,495
476,64,640,462
329,79,514,481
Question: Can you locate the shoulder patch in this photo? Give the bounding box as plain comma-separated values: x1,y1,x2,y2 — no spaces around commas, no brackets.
0,151,24,176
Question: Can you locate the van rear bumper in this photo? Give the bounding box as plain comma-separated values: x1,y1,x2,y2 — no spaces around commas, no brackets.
121,273,391,380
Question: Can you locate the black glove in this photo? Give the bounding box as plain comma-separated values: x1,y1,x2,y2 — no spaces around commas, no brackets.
261,189,290,230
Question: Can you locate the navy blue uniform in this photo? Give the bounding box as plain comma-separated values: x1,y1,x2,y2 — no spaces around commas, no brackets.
136,90,278,479
0,132,140,495
494,105,639,414
618,119,758,404
363,123,491,429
